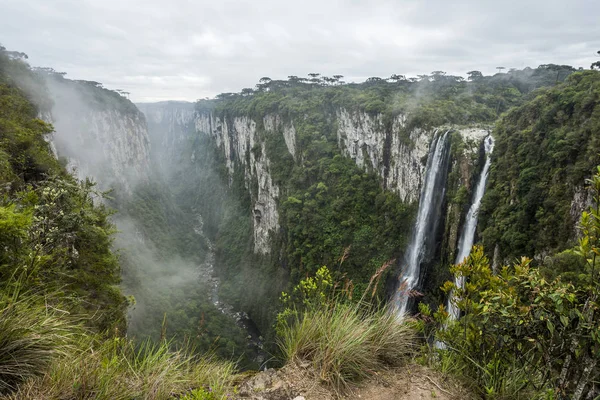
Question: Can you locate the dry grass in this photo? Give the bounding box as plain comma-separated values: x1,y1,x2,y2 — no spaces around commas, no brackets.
277,302,415,393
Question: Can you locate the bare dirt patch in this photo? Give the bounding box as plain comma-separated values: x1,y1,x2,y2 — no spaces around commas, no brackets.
233,363,472,400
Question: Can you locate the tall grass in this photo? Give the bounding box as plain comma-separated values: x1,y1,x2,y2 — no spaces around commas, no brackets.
0,295,76,393
277,302,415,392
0,283,236,399
7,335,236,399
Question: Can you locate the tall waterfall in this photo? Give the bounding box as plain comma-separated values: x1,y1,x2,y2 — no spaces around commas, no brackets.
394,131,451,317
447,135,495,320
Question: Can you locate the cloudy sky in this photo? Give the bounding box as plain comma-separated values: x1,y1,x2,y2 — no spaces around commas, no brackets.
1,0,598,102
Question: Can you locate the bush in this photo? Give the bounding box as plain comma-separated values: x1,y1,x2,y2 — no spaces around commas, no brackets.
429,166,600,399
278,302,415,392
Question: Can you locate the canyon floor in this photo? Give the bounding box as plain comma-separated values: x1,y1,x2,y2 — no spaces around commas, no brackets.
235,363,472,400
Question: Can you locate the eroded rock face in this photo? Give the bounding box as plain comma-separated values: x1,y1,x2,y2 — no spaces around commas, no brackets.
571,185,594,236
336,109,433,203
47,107,151,194
264,114,297,159
143,102,492,256
40,77,152,195
196,113,280,254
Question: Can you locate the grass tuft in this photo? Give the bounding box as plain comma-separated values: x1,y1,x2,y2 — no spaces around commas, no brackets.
8,336,236,399
277,302,415,392
0,294,76,393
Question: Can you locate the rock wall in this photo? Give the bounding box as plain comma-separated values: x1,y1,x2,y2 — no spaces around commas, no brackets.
140,101,491,257
195,113,280,254
336,109,432,203
44,78,151,194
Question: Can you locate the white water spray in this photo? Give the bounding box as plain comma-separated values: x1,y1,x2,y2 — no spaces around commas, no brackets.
394,131,450,318
446,135,495,320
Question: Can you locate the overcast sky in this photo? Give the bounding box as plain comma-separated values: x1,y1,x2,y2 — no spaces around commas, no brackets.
1,0,598,102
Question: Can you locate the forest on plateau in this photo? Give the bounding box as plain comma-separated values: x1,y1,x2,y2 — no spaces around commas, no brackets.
0,40,599,399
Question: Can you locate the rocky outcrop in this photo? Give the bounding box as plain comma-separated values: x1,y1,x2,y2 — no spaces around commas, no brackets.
264,114,297,159
48,108,150,194
336,109,431,203
336,109,489,204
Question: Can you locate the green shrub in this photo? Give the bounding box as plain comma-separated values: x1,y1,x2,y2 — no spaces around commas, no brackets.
429,166,600,399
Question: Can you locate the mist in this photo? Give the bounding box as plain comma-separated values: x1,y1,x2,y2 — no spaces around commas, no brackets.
3,62,261,364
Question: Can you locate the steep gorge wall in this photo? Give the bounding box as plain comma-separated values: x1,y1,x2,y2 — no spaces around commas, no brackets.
44,77,151,194
142,102,489,261
194,113,281,254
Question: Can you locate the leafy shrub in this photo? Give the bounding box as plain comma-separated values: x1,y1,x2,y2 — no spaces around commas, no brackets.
430,166,600,399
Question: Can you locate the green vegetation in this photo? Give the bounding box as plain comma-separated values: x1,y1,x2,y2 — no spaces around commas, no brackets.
180,64,589,349
0,50,126,332
419,166,600,400
0,289,75,393
276,266,415,392
127,131,258,363
481,70,600,262
204,65,576,129
0,47,237,397
3,40,600,398
8,333,235,400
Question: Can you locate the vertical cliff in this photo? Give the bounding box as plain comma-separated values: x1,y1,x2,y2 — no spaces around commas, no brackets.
43,75,151,194
336,109,432,203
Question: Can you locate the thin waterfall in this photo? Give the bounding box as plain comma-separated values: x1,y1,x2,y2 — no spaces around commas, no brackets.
394,131,451,318
447,135,495,320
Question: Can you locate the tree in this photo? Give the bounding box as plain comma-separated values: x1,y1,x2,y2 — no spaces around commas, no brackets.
388,74,406,82
430,71,447,81
466,70,483,81
322,76,337,85
496,66,506,73
240,88,254,96
365,77,384,84
308,73,322,85
287,75,301,85
591,51,600,70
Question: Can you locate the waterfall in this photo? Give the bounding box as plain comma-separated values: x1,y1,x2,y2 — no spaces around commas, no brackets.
394,131,451,318
447,135,495,320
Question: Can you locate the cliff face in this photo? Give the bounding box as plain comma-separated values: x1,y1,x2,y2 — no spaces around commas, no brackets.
44,77,151,194
140,101,490,258
195,113,280,254
336,109,430,203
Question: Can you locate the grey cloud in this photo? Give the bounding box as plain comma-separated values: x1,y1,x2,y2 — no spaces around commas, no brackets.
1,0,598,101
